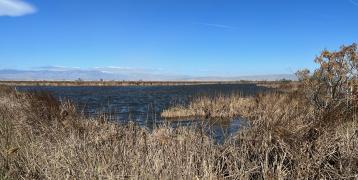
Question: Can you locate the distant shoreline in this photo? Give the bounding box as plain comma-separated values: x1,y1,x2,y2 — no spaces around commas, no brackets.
0,80,270,87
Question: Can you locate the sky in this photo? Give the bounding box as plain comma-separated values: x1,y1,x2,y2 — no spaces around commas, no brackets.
0,0,357,77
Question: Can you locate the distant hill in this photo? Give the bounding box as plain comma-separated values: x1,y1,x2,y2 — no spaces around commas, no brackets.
0,68,297,81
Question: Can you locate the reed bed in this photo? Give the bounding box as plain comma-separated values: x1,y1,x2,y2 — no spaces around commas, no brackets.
1,85,357,179
0,86,221,179
161,95,256,119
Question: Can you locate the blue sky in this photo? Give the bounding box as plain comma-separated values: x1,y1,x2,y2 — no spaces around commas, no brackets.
0,0,357,76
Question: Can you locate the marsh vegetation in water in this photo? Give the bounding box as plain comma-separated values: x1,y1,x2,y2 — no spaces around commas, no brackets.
17,84,269,141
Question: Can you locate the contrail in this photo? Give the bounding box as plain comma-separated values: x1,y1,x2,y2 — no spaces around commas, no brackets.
194,22,239,30
348,0,358,7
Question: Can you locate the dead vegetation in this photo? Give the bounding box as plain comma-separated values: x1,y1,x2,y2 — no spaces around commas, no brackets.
1,44,358,179
161,94,256,119
0,86,221,179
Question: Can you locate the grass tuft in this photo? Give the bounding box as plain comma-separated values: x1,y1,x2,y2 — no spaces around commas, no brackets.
161,94,256,119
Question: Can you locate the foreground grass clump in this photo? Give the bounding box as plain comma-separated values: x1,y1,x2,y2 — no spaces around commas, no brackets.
0,86,224,179
231,91,358,179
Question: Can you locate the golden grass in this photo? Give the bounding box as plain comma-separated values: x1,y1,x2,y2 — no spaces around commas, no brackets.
1,85,357,179
161,95,256,119
0,86,220,179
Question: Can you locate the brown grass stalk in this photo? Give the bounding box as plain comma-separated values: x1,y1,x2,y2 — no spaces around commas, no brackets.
161,94,256,119
1,85,357,179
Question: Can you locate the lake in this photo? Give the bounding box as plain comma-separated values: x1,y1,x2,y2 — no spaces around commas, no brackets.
17,84,269,142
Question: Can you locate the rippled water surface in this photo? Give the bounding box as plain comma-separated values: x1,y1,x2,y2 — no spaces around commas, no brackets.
18,84,268,142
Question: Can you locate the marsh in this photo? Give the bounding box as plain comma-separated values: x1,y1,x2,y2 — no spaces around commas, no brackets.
16,83,269,142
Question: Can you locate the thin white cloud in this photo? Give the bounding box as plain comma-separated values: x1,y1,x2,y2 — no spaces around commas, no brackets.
0,0,37,17
36,66,81,71
94,66,161,74
194,22,238,30
349,0,358,7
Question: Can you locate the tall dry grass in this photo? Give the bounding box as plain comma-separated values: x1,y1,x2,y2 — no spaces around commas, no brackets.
1,84,357,179
161,89,358,179
0,86,223,179
161,94,256,119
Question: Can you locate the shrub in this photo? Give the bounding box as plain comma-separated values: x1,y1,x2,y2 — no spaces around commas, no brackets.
296,43,358,123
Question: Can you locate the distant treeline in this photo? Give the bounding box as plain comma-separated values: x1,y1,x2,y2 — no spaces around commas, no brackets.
0,80,269,86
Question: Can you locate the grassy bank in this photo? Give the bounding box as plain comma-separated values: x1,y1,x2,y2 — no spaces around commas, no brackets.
0,80,254,87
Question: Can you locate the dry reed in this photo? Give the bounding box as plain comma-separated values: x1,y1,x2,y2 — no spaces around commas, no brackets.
1,85,357,179
161,95,256,119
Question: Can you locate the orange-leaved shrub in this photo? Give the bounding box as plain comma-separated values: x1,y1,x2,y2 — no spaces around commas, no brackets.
296,43,358,125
